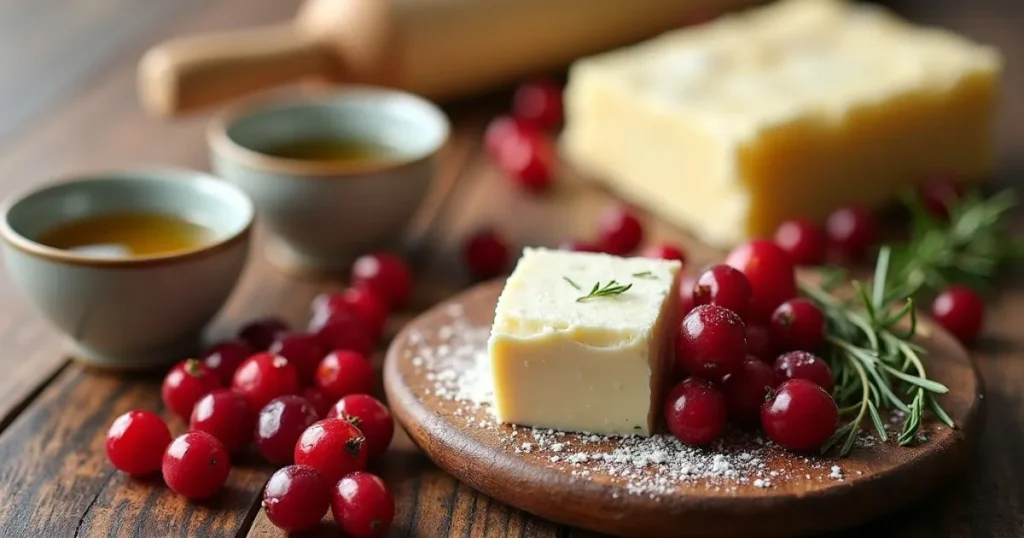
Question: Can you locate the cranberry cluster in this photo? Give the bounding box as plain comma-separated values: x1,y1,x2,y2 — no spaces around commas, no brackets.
105,251,412,535
484,79,563,194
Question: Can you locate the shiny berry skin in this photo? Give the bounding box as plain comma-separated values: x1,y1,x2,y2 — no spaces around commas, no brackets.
294,418,368,484
642,242,686,264
238,317,289,350
161,359,221,421
232,353,300,410
725,239,798,323
308,307,374,356
918,176,965,220
769,298,826,352
106,410,172,476
484,115,523,156
262,465,331,533
692,264,752,320
774,218,826,266
761,379,838,451
745,325,773,362
201,339,257,385
463,228,510,280
331,472,395,537
512,79,563,129
255,395,321,464
312,287,388,342
826,206,879,260
558,239,602,253
351,252,412,308
678,275,698,317
269,332,326,386
492,123,555,192
676,304,747,379
189,389,256,454
301,386,333,418
597,206,644,255
774,351,834,392
162,431,231,500
328,394,395,459
722,356,778,422
931,285,985,346
316,350,375,401
664,378,727,446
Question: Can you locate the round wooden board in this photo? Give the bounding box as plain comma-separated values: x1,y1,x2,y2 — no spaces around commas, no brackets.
384,280,985,538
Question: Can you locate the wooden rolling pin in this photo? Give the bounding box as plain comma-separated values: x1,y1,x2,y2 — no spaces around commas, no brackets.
138,0,754,116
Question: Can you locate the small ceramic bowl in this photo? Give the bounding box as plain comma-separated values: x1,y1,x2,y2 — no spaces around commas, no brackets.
207,86,450,275
0,169,254,370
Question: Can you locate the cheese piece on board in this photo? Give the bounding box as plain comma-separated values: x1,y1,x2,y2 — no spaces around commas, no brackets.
561,0,1002,247
487,248,681,436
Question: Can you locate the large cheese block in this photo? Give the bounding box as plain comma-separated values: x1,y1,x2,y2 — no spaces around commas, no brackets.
487,248,681,436
561,0,1002,247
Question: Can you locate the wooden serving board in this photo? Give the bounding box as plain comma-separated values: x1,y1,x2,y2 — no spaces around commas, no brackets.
384,280,985,538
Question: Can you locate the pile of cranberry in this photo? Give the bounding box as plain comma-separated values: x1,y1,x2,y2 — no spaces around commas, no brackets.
104,252,414,535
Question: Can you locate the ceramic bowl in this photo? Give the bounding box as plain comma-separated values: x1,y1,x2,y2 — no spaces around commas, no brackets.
207,86,450,275
0,169,254,369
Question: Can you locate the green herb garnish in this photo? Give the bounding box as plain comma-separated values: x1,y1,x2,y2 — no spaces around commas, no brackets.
576,280,633,302
632,271,655,278
563,276,581,290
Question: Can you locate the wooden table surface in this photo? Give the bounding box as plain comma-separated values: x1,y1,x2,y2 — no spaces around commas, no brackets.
0,1,1020,537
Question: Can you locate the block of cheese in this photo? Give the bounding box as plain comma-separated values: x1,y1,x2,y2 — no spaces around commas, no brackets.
561,0,1002,247
487,248,681,436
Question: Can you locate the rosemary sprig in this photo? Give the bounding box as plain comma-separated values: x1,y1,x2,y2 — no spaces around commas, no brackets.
562,276,581,290
632,271,655,278
576,280,633,302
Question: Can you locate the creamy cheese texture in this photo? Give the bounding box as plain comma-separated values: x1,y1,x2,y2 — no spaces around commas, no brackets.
487,248,681,436
562,0,1002,247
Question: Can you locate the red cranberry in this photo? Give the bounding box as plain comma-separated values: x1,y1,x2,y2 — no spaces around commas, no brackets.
931,285,985,346
462,228,510,280
761,379,838,451
312,287,388,342
722,356,778,422
675,304,746,379
328,394,395,459
512,79,563,129
162,431,230,500
558,239,603,253
255,395,321,464
201,339,256,385
774,351,834,392
918,176,965,220
161,359,220,421
774,218,826,266
301,386,333,419
238,317,289,350
770,298,826,352
597,206,644,255
678,275,698,317
268,332,325,386
745,325,773,362
316,350,375,401
295,418,368,484
826,206,878,260
231,353,300,410
106,410,172,476
309,307,374,356
262,465,332,533
484,115,525,156
189,389,256,454
725,240,798,323
642,243,686,264
351,252,412,308
692,264,752,320
331,472,395,537
664,378,727,446
492,123,555,192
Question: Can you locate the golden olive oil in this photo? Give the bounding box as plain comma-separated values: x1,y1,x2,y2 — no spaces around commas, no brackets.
36,212,212,257
259,138,397,164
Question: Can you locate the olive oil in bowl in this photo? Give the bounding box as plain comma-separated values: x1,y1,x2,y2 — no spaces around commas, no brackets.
36,212,212,258
259,138,398,164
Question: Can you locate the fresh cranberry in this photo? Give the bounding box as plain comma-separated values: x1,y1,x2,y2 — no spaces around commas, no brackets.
161,359,220,421
162,431,231,500
931,285,985,346
316,350,375,401
312,287,388,342
255,395,321,464
301,386,333,418
484,115,521,156
761,379,838,451
770,298,826,352
105,410,172,476
463,228,510,280
308,308,374,356
678,275,698,317
664,378,727,446
269,332,326,386
262,465,332,532
725,240,798,323
512,79,563,129
492,124,555,192
238,317,289,350
331,472,395,537
774,351,834,392
642,243,686,264
558,239,603,253
774,218,826,266
745,325,773,362
597,206,644,255
692,264,752,320
201,339,256,385
295,418,368,484
826,206,878,260
351,252,412,308
722,356,778,422
918,176,965,220
328,394,394,459
676,304,746,379
189,389,255,454
232,353,300,410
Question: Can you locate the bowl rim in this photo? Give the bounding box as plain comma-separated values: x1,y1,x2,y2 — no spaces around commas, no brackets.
0,168,254,268
206,85,452,178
